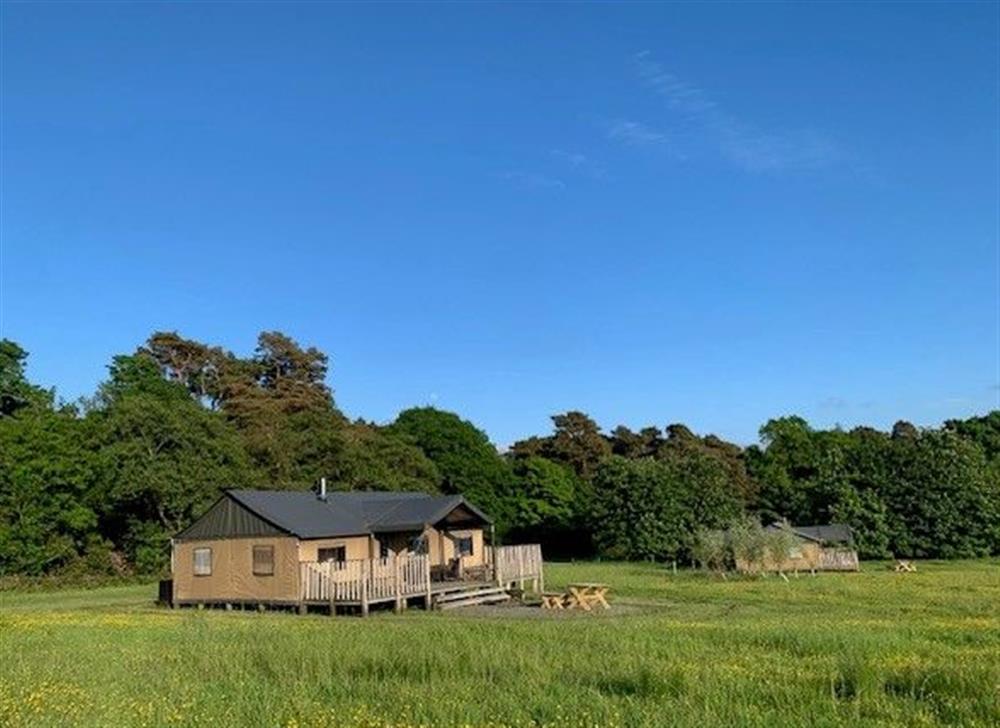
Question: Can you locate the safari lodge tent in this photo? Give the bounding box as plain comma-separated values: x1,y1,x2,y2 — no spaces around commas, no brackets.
169,488,543,613
735,523,860,573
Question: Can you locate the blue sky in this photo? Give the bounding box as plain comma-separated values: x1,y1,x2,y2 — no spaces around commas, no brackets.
2,3,997,446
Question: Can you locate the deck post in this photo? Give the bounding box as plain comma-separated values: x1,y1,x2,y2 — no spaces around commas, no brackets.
361,559,370,617
393,553,403,614
489,524,497,584
424,553,433,610
328,561,336,616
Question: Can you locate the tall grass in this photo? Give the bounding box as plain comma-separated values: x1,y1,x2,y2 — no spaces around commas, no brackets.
1,560,997,727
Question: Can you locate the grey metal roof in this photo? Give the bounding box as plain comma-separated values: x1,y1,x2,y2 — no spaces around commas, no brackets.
222,489,490,540
174,496,288,541
365,494,476,532
790,523,854,545
764,522,854,545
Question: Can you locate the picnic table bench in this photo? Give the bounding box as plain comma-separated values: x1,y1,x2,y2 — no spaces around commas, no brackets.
540,592,566,609
539,583,611,611
564,582,610,611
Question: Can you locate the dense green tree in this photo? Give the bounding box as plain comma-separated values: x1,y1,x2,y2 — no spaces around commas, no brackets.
330,423,442,493
748,420,896,556
207,332,348,487
506,455,594,556
747,417,839,524
827,486,891,559
511,411,611,481
0,407,100,575
142,331,230,407
832,428,893,558
591,457,688,560
547,411,611,480
389,407,514,527
591,457,684,560
748,414,1000,559
891,420,920,441
507,435,548,459
881,430,999,558
89,355,257,572
657,424,757,503
96,353,193,405
609,425,662,459
508,456,580,531
0,339,53,416
591,451,742,562
674,448,745,533
944,411,1000,460
701,434,759,502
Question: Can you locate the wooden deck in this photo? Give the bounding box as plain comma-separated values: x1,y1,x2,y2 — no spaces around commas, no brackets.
299,544,544,615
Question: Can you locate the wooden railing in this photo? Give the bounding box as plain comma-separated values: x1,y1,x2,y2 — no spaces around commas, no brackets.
819,548,860,571
301,544,544,612
301,553,430,608
491,543,543,590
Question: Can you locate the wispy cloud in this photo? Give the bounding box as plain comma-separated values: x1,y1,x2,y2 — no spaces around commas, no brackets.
607,120,667,147
634,52,717,117
551,149,589,167
550,149,609,180
631,51,844,172
499,171,565,191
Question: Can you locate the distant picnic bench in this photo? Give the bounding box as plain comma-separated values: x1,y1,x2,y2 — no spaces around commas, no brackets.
541,583,610,611
894,560,917,573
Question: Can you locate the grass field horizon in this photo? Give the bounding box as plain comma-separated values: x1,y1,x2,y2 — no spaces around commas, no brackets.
2,560,998,727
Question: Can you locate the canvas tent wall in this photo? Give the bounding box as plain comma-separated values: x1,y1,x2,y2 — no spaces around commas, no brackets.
172,536,300,604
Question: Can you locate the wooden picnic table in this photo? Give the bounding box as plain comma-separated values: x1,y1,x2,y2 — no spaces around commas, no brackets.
564,582,610,611
540,592,566,610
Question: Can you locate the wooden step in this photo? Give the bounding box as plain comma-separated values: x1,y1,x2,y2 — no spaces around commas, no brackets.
432,582,493,596
437,592,511,610
434,586,508,604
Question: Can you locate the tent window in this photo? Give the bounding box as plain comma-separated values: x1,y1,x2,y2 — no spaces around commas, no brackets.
409,535,428,555
318,547,346,563
456,536,474,557
253,545,274,576
193,547,212,576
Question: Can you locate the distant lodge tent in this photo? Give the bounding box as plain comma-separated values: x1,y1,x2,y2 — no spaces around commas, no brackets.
736,523,860,573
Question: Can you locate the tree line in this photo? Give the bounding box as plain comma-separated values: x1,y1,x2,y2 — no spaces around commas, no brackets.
1,331,998,577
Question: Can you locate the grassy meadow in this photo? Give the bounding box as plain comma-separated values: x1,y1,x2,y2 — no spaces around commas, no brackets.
1,560,998,727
